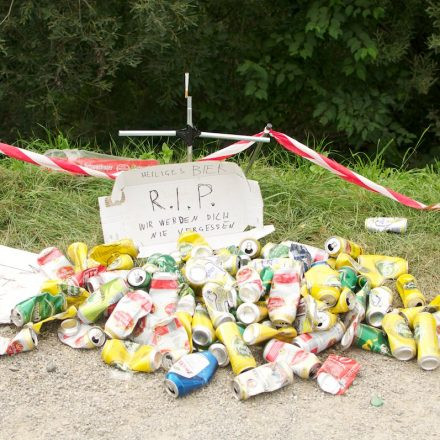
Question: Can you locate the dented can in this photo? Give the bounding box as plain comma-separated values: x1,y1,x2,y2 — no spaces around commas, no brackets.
267,268,301,326
149,272,179,318
232,361,293,400
236,266,265,303
366,286,394,328
292,321,345,354
263,339,321,379
67,242,88,273
381,312,416,361
208,342,230,367
236,301,268,325
202,282,236,328
365,217,407,233
0,327,38,356
37,247,75,280
396,274,426,308
317,354,360,395
127,268,152,290
58,318,106,349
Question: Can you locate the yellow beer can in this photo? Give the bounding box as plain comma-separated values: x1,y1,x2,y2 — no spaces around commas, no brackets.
396,274,426,308
101,339,162,373
382,311,416,361
324,236,363,258
413,312,440,370
216,321,256,375
399,306,425,329
315,310,338,331
329,287,355,314
242,323,297,345
107,254,134,271
357,255,408,280
67,242,88,273
429,295,440,308
89,239,138,265
334,253,356,270
191,304,216,347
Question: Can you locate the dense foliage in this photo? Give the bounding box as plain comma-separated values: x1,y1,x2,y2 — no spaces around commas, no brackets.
0,0,439,160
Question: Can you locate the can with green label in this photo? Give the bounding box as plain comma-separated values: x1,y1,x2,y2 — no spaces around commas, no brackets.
11,292,66,327
260,266,274,295
338,266,358,291
354,323,392,356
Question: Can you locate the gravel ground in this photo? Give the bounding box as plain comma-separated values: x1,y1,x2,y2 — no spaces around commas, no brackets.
1,321,440,440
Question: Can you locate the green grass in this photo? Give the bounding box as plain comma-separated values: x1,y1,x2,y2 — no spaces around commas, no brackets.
1,136,439,298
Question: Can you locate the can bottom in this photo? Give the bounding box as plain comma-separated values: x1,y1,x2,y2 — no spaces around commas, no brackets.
367,312,385,328
393,346,416,361
418,355,440,371
232,379,244,400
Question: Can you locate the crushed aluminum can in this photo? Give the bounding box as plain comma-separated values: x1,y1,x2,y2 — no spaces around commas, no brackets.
236,301,268,325
107,254,134,271
67,242,88,273
104,290,153,339
365,217,407,233
202,282,236,328
69,265,107,288
381,311,416,361
263,339,321,379
267,268,301,326
192,303,216,347
353,323,391,356
292,321,345,354
317,354,360,395
101,339,161,373
148,272,179,319
127,268,152,290
85,270,130,293
58,318,106,349
366,286,393,328
396,274,426,308
11,292,67,327
235,266,265,303
232,361,293,400
0,327,38,356
77,278,129,324
164,351,218,397
88,239,138,265
37,247,75,280
243,323,297,345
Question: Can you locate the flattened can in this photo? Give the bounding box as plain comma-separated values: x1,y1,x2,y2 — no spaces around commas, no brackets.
243,323,297,345
413,312,440,370
317,354,360,395
324,237,363,259
101,339,161,373
216,321,256,375
292,321,345,354
11,292,67,327
58,318,106,349
381,312,416,360
37,247,75,280
366,286,393,328
78,278,129,324
354,323,391,356
338,266,358,291
236,266,264,303
263,339,321,379
396,274,426,308
365,217,407,233
105,290,153,339
232,361,293,400
267,268,301,326
107,254,134,271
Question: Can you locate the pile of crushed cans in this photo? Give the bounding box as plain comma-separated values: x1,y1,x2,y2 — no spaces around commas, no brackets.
2,229,440,400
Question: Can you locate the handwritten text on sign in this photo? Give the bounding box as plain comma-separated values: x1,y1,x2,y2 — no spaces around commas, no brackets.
99,162,264,248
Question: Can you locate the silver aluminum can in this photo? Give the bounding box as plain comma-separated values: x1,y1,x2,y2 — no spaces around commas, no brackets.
292,321,345,354
366,286,394,328
365,217,407,233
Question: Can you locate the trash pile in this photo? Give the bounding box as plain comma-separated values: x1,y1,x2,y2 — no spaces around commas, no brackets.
2,232,439,400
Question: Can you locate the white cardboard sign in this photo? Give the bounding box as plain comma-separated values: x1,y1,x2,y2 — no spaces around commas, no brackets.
98,161,273,256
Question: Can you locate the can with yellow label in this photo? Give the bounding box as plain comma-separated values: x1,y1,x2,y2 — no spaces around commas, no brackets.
192,303,216,347
216,321,256,375
67,242,88,273
396,274,426,308
413,312,440,370
242,323,297,345
329,288,355,314
101,339,162,373
381,311,416,360
89,239,138,265
324,237,363,259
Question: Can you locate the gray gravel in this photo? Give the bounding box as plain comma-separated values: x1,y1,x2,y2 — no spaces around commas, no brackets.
1,323,440,440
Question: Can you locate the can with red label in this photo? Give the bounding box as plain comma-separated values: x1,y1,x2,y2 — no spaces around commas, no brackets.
37,247,75,280
70,265,107,288
267,268,301,326
317,354,360,395
104,290,153,339
149,272,179,318
236,266,265,303
263,338,322,379
292,321,345,354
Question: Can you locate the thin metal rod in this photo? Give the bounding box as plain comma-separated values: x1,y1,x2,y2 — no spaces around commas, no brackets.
119,130,177,137
245,123,272,175
200,131,270,143
185,73,189,98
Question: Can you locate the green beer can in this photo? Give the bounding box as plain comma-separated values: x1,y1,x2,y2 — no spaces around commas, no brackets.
11,292,66,327
354,323,392,356
339,266,358,291
260,266,274,295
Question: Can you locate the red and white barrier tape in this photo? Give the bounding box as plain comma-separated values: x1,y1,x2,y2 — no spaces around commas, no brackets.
0,142,117,180
1,131,439,211
269,130,440,211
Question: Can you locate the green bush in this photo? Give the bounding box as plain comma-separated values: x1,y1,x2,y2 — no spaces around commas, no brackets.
0,0,439,160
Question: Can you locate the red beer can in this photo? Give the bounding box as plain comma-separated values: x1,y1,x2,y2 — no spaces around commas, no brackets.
317,354,360,395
